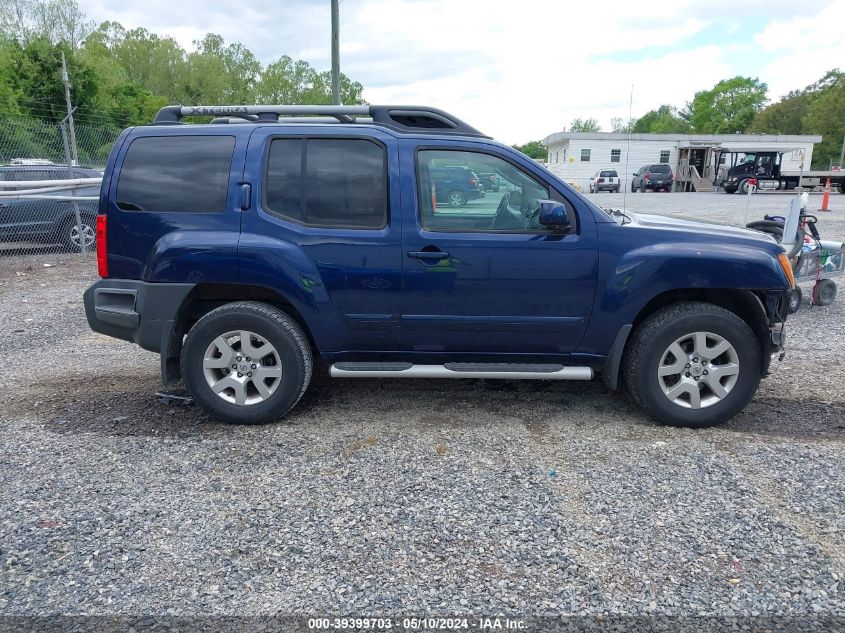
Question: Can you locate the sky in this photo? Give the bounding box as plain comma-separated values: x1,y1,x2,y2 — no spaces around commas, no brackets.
78,0,845,145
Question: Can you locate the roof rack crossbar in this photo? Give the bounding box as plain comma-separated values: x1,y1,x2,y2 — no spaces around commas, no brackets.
153,105,487,137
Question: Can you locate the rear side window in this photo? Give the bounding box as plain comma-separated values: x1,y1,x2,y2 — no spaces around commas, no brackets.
264,138,387,229
116,136,235,212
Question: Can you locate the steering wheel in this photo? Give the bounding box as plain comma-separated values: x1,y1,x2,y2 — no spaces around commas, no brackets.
491,192,514,229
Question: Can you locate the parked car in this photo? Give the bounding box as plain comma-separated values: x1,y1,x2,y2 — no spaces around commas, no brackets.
632,163,674,192
431,166,485,206
589,169,620,193
476,172,500,192
84,104,792,429
0,164,102,251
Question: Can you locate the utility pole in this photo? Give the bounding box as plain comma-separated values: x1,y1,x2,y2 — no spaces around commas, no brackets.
61,52,79,165
331,0,340,104
839,134,844,169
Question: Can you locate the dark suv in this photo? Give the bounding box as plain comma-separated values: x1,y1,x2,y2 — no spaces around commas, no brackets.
0,164,102,251
84,104,792,429
431,166,485,206
632,163,673,192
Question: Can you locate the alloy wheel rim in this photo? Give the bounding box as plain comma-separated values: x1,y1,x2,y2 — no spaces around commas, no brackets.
203,330,283,405
70,223,95,247
657,331,739,409
449,192,463,205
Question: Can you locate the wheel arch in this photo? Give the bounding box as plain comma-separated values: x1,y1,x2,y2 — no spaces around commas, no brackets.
162,283,317,384
603,288,771,390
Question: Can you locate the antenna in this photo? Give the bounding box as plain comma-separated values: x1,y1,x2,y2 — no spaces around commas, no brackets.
622,84,633,211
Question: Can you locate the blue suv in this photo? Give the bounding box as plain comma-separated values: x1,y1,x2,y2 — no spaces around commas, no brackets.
84,104,792,428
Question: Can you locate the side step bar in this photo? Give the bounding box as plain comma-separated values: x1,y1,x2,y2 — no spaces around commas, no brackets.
329,362,593,380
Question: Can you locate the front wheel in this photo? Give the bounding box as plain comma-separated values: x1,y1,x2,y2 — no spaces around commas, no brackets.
181,302,313,424
623,302,761,428
788,287,803,314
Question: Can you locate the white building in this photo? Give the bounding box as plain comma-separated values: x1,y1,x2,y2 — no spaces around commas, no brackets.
542,131,821,192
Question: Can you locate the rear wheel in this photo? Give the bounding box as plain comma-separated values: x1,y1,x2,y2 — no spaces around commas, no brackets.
181,302,312,424
61,216,96,252
623,302,761,428
738,178,751,194
447,190,466,207
813,279,837,306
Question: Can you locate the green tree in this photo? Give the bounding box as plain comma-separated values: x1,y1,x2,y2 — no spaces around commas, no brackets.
688,76,768,133
15,37,98,120
632,105,690,133
256,55,364,105
805,78,845,169
511,140,547,160
568,117,601,132
610,117,635,133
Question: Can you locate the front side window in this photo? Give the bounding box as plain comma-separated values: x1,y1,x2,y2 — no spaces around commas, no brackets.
581,149,591,162
117,136,235,212
417,149,555,232
265,138,387,229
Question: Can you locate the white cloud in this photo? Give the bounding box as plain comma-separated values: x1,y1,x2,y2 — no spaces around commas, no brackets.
76,0,844,143
754,0,845,99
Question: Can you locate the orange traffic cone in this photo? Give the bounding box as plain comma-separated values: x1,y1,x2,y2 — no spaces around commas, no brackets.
819,177,831,212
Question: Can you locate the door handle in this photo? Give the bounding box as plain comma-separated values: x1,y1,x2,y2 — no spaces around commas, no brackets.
408,250,449,260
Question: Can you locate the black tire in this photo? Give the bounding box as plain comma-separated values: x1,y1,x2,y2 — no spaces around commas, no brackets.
60,215,96,252
787,287,803,314
813,279,837,306
738,178,751,194
181,301,313,424
745,220,803,258
631,181,636,192
615,186,620,193
623,302,761,428
447,190,466,207
639,181,647,193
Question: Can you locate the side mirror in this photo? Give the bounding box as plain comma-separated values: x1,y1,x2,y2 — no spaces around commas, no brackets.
538,200,570,229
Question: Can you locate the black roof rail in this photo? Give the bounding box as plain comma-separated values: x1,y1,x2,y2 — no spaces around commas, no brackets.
152,105,488,137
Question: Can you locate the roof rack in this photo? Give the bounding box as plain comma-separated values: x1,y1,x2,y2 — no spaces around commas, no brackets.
152,105,488,138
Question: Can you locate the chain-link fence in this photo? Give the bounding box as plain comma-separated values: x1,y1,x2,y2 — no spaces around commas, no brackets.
0,116,120,272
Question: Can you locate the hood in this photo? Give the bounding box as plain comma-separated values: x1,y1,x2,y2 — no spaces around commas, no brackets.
625,211,784,250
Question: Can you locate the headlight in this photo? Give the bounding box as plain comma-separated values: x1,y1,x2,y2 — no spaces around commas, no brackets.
777,252,795,288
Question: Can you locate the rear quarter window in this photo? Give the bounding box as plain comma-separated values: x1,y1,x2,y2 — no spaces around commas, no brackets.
264,137,387,229
116,135,235,212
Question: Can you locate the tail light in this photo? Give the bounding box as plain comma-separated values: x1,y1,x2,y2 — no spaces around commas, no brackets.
469,178,478,186
644,172,651,180
96,214,108,277
597,178,604,183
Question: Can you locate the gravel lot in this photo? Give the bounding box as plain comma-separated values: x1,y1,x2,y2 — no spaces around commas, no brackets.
0,193,843,630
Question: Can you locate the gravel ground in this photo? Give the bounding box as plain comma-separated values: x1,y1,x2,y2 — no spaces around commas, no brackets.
0,193,843,630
